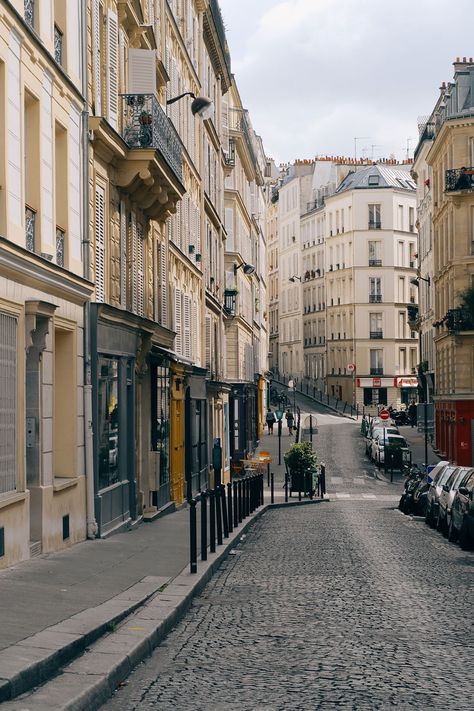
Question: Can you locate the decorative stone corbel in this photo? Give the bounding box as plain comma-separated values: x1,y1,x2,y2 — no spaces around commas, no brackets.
135,331,152,377
25,300,57,357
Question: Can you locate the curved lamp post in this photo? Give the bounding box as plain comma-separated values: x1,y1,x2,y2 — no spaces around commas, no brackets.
167,92,213,119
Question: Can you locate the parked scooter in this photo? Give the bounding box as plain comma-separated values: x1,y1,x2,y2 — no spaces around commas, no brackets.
399,464,424,514
391,409,409,426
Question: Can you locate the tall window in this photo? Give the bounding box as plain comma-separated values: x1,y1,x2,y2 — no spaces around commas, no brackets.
368,204,381,229
369,313,383,338
151,362,170,487
368,240,381,266
369,277,382,303
370,349,383,375
97,358,120,491
0,313,17,494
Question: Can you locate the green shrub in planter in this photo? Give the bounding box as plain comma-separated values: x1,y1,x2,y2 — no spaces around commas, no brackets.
284,441,318,476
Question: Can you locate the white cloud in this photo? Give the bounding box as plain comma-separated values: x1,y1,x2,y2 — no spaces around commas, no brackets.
219,0,474,162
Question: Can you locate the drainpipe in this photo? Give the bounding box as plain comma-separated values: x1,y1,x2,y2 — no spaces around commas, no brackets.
81,1,98,538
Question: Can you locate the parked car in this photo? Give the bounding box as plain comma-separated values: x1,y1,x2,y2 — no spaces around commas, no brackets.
448,468,474,542
437,466,468,536
425,462,452,527
366,426,400,458
372,433,408,466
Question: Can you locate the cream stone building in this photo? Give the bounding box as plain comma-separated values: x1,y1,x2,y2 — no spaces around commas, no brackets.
0,0,92,567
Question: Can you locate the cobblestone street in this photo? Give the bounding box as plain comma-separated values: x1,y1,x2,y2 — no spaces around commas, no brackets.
105,413,474,711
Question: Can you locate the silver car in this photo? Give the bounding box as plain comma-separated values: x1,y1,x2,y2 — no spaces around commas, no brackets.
425,461,450,527
437,466,469,535
366,426,399,458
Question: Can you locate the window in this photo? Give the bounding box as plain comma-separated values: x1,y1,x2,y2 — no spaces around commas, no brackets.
370,349,383,375
369,313,383,338
364,387,387,406
98,358,120,491
54,326,76,477
399,348,406,373
409,207,415,232
24,91,40,250
0,313,17,495
369,277,382,303
368,175,379,186
55,122,67,267
368,204,381,229
398,205,404,231
151,362,170,488
368,240,382,266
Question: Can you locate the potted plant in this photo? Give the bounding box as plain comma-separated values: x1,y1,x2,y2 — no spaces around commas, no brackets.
284,441,318,495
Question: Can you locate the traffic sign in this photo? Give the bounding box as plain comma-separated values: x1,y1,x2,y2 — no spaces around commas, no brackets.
379,409,390,421
347,363,356,372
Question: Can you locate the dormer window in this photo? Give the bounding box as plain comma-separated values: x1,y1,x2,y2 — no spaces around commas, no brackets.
368,175,379,186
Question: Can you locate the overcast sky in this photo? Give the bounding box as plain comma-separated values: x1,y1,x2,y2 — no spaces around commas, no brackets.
219,0,474,164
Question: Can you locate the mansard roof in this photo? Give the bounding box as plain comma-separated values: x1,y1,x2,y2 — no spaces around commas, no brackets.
336,164,416,194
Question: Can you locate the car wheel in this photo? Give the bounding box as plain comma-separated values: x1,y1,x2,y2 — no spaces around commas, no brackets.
459,520,472,550
448,518,457,543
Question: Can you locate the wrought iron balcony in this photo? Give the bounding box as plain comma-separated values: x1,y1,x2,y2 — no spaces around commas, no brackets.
446,308,474,332
369,259,382,267
407,304,419,324
208,0,231,73
368,221,381,230
24,0,35,29
370,331,383,339
223,138,235,168
223,289,237,317
370,368,384,375
25,206,36,253
446,167,474,192
369,294,382,303
121,94,182,182
229,108,257,168
56,227,65,267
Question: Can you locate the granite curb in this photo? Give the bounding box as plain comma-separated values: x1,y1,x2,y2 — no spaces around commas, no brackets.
2,498,327,710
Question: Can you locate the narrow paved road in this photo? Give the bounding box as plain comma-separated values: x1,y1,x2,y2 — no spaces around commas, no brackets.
105,412,474,710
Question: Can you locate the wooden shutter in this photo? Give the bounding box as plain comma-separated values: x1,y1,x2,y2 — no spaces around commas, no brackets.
160,242,168,327
174,287,182,354
0,312,17,494
205,314,212,373
130,211,138,313
107,10,119,129
128,49,156,94
137,223,144,316
184,294,191,358
94,184,105,302
120,200,127,308
192,301,198,361
92,0,102,115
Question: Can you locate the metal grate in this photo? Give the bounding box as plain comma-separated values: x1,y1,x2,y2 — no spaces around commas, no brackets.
54,24,63,65
0,313,17,494
25,207,36,252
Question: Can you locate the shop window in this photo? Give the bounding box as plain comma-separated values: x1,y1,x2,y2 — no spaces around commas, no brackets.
54,325,76,477
364,387,387,406
151,363,170,487
98,358,120,490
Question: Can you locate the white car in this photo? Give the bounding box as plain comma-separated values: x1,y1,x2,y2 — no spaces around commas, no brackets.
372,433,408,466
367,426,400,459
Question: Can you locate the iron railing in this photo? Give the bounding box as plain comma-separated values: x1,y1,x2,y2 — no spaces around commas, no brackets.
446,308,474,331
24,0,34,28
368,221,382,229
56,227,65,267
370,368,384,375
369,259,382,267
446,167,474,192
369,294,382,303
229,108,257,168
121,94,182,182
370,331,383,339
208,0,231,73
25,206,36,253
223,138,235,168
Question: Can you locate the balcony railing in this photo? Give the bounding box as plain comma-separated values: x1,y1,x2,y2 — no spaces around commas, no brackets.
209,0,231,73
223,138,235,168
368,259,382,267
24,0,35,28
121,94,182,182
229,108,257,168
370,331,383,339
368,221,381,230
25,206,36,253
446,308,474,332
446,167,474,192
369,294,382,303
370,368,384,375
54,24,63,65
56,227,65,267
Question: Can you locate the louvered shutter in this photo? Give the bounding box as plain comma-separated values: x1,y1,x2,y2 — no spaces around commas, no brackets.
176,200,181,251
95,184,105,302
119,29,126,94
137,223,144,316
225,208,234,251
106,10,119,129
183,294,191,358
128,49,156,94
120,200,127,308
205,314,212,373
192,301,198,361
149,0,155,27
130,211,138,313
160,242,168,327
174,287,182,354
92,0,102,116
0,312,17,494
222,98,229,147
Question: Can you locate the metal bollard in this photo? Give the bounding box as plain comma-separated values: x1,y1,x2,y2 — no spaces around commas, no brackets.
209,489,216,553
201,490,208,562
221,485,229,538
216,484,223,546
227,482,233,533
284,471,288,502
247,477,251,515
233,481,238,528
320,463,326,498
190,498,197,574
238,479,242,523
260,473,264,506
270,471,274,504
267,462,270,488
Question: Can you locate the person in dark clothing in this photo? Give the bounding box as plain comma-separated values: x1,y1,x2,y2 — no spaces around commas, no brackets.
407,402,417,428
266,409,276,434
285,408,294,435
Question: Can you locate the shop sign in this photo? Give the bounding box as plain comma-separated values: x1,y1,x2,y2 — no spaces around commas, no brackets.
395,377,419,388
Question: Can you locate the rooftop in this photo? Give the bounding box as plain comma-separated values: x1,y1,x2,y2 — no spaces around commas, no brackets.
336,164,416,194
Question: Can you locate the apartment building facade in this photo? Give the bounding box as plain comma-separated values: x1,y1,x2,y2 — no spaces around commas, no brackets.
0,0,92,567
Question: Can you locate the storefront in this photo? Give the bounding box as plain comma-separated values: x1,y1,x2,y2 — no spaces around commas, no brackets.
229,382,258,469
185,367,208,500
394,376,419,406
150,354,171,511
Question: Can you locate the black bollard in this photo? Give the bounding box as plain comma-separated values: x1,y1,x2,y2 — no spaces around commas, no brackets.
238,479,242,523
260,473,264,506
284,471,288,502
201,490,208,561
233,481,238,528
270,471,274,504
216,484,223,545
190,498,197,574
209,489,216,553
227,482,233,533
221,485,229,538
320,463,326,498
267,461,270,488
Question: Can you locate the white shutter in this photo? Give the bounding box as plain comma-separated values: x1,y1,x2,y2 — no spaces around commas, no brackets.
225,208,234,250
119,29,126,94
92,0,102,116
192,301,198,361
7,32,21,226
137,223,144,316
130,211,138,313
184,294,191,358
176,199,181,251
107,10,119,129
94,184,105,302
174,287,182,354
128,49,156,94
160,241,168,327
205,314,212,372
120,200,127,308
0,312,17,494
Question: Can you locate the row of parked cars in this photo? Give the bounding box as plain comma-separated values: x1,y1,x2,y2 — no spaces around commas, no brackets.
399,460,474,550
363,416,410,467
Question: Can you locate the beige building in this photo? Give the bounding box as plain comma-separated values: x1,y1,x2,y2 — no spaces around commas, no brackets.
0,1,93,567
424,59,474,466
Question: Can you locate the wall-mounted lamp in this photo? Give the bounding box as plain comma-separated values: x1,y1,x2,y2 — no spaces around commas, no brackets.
289,275,302,283
410,275,431,287
166,92,213,118
234,262,255,275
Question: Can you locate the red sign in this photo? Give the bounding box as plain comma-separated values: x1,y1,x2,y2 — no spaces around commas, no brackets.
379,409,390,421
373,377,381,387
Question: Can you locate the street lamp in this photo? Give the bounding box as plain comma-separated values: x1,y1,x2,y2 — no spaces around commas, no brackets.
234,262,256,275
289,275,302,283
410,276,431,287
166,92,213,118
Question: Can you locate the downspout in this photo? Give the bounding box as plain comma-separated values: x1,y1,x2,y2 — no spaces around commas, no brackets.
81,1,98,538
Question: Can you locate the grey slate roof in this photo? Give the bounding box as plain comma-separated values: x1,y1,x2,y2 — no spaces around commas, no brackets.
336,164,416,194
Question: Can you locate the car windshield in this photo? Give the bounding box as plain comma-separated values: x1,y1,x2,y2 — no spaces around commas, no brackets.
452,469,467,490
462,470,474,490
433,466,449,484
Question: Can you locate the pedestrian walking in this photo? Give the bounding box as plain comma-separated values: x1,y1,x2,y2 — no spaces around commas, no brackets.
266,408,276,434
408,402,417,428
285,408,294,435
